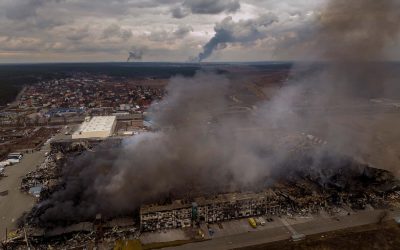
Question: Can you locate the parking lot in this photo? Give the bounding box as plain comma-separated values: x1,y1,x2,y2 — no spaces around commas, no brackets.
0,150,48,240
140,228,190,244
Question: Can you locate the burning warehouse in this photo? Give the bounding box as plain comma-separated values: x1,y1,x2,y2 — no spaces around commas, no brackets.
17,70,400,233
140,190,283,231
138,159,400,232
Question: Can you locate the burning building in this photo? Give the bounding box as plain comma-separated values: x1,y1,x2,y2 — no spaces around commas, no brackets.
140,190,283,231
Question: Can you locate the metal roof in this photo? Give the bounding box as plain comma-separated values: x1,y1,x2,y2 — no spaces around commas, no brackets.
77,116,116,133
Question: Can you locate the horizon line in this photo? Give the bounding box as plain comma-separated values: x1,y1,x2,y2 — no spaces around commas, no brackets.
0,60,399,66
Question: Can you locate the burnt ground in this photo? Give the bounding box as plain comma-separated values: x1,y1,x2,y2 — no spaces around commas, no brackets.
236,220,400,250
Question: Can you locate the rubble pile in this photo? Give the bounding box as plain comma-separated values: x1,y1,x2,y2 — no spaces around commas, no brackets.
3,217,140,249
275,154,400,212
139,162,400,232
20,153,61,200
4,143,400,249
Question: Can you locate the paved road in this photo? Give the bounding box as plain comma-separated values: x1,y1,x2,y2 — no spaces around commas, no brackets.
165,209,400,250
0,150,47,240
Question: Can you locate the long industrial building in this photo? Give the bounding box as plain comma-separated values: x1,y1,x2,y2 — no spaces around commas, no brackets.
72,116,116,139
140,190,285,231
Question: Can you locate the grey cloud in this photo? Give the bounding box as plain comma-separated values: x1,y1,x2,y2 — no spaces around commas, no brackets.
173,24,193,38
148,25,193,42
4,0,64,20
172,0,240,18
4,0,399,63
148,30,170,42
171,6,190,18
66,27,90,41
102,24,132,40
0,36,46,52
185,0,240,14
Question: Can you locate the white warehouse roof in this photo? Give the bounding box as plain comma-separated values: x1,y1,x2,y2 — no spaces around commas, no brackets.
72,116,116,139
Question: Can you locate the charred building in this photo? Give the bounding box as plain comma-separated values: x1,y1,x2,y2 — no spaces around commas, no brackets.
141,190,289,231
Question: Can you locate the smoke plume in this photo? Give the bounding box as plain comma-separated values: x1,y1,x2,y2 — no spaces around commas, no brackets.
311,0,400,97
37,0,400,224
274,0,400,165
39,72,296,224
193,14,278,62
127,49,144,62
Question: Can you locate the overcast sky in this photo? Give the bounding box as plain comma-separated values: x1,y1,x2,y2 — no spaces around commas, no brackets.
0,0,398,63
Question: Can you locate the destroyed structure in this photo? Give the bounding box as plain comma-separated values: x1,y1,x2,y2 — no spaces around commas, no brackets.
140,190,284,231
140,163,400,231
2,137,400,248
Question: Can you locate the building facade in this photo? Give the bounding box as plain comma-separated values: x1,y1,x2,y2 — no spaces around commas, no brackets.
140,190,285,231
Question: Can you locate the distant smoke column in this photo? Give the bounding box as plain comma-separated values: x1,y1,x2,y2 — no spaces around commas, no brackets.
196,29,231,62
195,14,278,62
127,50,144,62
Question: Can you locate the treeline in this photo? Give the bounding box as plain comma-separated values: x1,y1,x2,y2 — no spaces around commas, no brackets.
0,64,72,106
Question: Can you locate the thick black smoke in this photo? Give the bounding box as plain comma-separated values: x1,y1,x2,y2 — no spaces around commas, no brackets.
38,0,400,224
39,72,294,224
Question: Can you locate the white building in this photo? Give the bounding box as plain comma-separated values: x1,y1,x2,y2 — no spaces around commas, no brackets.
72,116,116,139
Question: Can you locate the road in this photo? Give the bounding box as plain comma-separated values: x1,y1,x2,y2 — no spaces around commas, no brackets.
0,150,47,240
165,209,400,250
